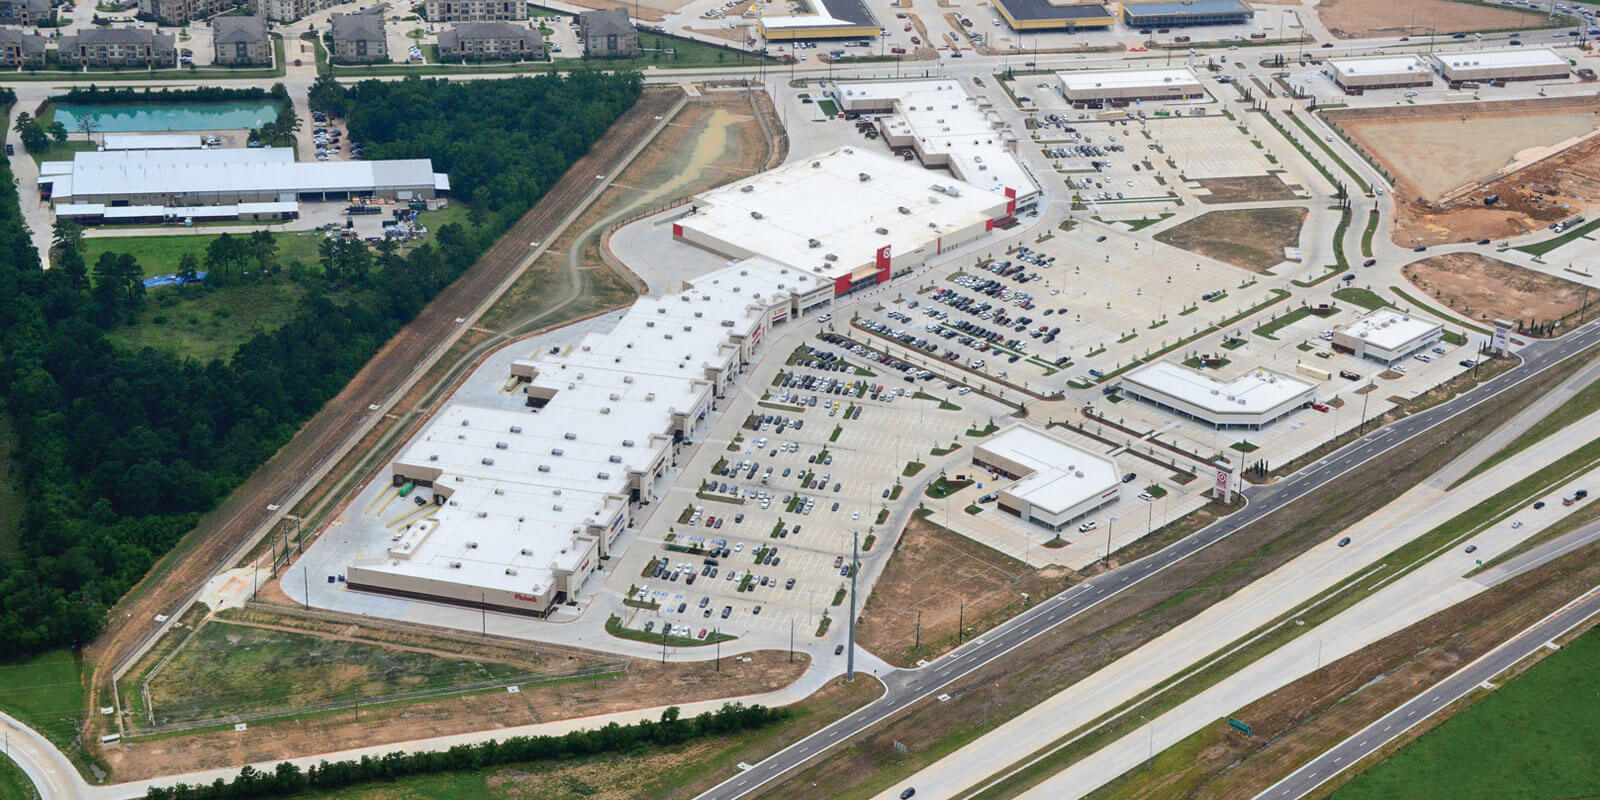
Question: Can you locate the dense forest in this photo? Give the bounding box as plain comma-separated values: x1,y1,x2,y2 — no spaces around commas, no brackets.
0,72,642,656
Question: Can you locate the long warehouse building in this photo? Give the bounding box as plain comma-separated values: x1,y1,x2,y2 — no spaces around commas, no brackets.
756,0,877,40
1328,55,1433,93
349,258,830,617
39,146,448,207
673,146,1014,297
991,0,1114,31
1120,0,1253,28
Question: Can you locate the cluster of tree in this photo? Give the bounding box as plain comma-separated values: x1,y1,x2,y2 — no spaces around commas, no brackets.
0,73,641,656
56,84,289,105
11,111,68,153
143,704,788,800
321,72,642,227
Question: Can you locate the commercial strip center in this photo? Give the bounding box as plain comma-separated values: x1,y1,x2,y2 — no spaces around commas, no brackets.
347,95,1041,617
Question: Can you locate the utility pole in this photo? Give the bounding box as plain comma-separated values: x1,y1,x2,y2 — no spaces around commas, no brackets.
846,529,858,681
717,629,722,671
301,566,308,609
958,602,965,644
661,626,668,664
915,609,921,650
480,593,487,637
788,619,794,663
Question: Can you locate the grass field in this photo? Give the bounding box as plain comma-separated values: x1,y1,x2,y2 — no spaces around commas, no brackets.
1333,625,1600,800
1451,369,1600,488
0,753,37,800
106,278,356,363
1154,207,1308,273
83,230,325,279
0,651,83,752
136,621,538,728
1331,287,1392,311
26,139,95,167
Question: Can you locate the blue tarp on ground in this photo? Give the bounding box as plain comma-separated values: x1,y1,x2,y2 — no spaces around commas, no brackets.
142,271,208,289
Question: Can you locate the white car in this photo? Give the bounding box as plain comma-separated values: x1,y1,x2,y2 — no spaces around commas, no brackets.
817,314,832,322
1511,521,1523,529
1078,520,1098,532
852,510,861,520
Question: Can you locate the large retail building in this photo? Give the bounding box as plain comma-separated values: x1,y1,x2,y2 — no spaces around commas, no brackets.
1118,362,1316,429
1430,48,1569,87
1057,68,1205,107
972,424,1119,530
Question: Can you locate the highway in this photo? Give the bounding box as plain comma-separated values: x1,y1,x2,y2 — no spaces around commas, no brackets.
694,319,1600,800
1253,583,1600,800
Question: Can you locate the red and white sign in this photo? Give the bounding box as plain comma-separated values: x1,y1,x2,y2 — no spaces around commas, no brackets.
875,244,892,284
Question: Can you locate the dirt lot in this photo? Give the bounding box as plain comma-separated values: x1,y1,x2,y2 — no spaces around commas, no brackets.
559,0,679,21
1194,174,1301,205
1317,0,1552,38
77,87,689,756
856,512,1075,667
1328,98,1600,246
104,643,809,780
1154,207,1308,273
1403,253,1592,327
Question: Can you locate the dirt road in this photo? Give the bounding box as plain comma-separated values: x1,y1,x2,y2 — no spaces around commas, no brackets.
80,87,687,747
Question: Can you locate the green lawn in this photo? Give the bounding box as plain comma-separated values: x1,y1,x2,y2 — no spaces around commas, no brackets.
1513,217,1600,257
605,615,734,648
0,753,37,800
1331,287,1393,311
0,651,83,752
83,230,325,279
26,139,95,167
106,278,335,363
1451,371,1600,488
1252,306,1327,340
1334,625,1600,800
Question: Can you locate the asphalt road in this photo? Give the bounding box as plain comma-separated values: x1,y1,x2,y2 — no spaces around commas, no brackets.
695,320,1600,800
1253,583,1600,800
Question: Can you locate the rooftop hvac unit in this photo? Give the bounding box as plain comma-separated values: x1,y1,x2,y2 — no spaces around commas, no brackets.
601,407,612,415
858,172,872,182
460,419,470,426
505,568,518,576
808,238,822,248
429,454,439,461
646,392,656,401
551,447,564,456
553,504,563,511
609,454,623,464
475,510,487,518
646,320,655,327
664,333,674,340
521,548,533,556
824,253,838,261
609,393,620,401
694,311,703,319
1075,471,1084,478
456,434,466,440
740,184,753,192
898,206,911,214
538,464,551,472
623,375,634,383
564,432,578,440
721,319,736,327
481,457,495,466
876,227,889,235
449,561,462,568
467,541,478,548
812,161,821,168
622,439,635,447
495,441,509,449
552,488,561,495
683,325,693,332
510,425,522,434
597,471,611,479
751,211,764,219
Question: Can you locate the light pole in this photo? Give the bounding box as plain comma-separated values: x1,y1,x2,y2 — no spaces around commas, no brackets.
1103,516,1118,564
846,529,858,681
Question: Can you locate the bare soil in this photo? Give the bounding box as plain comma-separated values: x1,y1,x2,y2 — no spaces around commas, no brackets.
560,0,675,21
1317,0,1551,39
856,512,1076,667
1327,98,1600,246
1154,207,1308,273
79,87,688,754
1403,252,1591,327
1194,174,1300,205
103,648,810,781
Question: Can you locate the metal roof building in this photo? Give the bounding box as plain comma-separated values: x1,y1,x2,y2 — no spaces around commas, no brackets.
756,0,878,40
39,146,449,207
1058,67,1205,106
1331,309,1443,364
1121,0,1253,28
990,0,1114,31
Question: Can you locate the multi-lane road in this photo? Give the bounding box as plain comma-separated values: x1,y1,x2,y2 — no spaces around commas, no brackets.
694,320,1600,800
1254,584,1600,800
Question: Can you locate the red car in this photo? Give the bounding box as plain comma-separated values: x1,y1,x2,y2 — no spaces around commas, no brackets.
698,628,708,639
1362,258,1376,267
1311,402,1330,413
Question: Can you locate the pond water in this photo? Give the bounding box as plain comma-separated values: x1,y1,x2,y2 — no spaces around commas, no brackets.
51,100,280,133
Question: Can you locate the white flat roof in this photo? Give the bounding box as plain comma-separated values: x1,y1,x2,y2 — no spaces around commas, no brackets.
678,146,1006,278
1433,47,1568,70
101,133,203,150
51,147,444,203
983,425,1117,516
842,80,1037,202
1123,362,1314,415
1058,67,1202,93
356,259,793,598
1338,309,1442,351
1331,54,1430,77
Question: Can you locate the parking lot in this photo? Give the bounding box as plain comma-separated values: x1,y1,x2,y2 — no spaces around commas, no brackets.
610,327,1008,643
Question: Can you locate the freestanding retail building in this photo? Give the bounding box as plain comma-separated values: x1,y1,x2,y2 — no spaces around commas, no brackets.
1120,0,1253,27
972,424,1120,531
1328,55,1433,94
1430,48,1570,87
1118,362,1316,429
1330,309,1443,365
1058,67,1205,107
